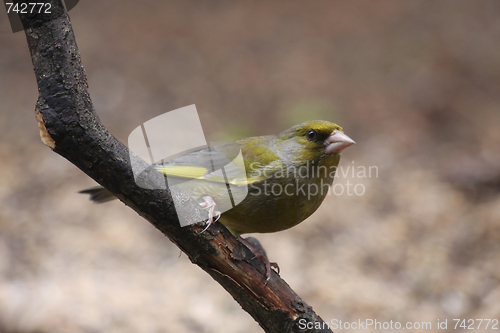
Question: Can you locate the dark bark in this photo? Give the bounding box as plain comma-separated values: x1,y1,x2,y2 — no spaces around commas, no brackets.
19,2,332,332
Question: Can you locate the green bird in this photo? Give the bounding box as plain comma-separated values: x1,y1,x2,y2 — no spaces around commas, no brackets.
81,120,355,283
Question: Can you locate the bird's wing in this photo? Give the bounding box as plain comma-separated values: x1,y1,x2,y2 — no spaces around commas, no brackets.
153,143,263,185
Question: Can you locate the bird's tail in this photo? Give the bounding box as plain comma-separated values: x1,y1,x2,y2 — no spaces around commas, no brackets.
79,186,117,204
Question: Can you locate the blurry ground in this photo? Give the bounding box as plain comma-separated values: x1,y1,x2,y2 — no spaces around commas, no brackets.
1,1,500,332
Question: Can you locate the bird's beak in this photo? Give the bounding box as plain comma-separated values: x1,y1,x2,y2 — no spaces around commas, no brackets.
325,130,355,154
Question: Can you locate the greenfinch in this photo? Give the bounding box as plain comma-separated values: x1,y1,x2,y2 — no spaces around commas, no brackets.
81,120,354,282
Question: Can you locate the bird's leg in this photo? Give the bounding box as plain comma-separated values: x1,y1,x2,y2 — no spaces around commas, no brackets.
198,195,221,234
237,236,279,286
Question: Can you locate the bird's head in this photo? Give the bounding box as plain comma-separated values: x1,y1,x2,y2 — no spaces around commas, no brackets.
275,120,355,167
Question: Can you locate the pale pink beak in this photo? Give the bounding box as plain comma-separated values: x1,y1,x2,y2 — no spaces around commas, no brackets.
325,130,355,154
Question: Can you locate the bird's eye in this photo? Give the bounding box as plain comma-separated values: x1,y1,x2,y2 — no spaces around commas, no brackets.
306,129,317,141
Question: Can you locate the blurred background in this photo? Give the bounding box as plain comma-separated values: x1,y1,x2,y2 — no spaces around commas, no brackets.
1,1,500,332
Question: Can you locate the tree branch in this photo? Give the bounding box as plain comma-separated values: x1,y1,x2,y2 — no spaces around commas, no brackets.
20,2,332,332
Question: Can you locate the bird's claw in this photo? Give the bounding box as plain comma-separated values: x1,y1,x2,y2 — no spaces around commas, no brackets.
197,198,279,284
264,261,280,286
197,196,221,234
238,236,279,286
270,262,280,275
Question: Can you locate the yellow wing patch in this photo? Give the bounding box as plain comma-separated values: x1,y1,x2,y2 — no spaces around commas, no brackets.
157,166,208,179
155,165,264,185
